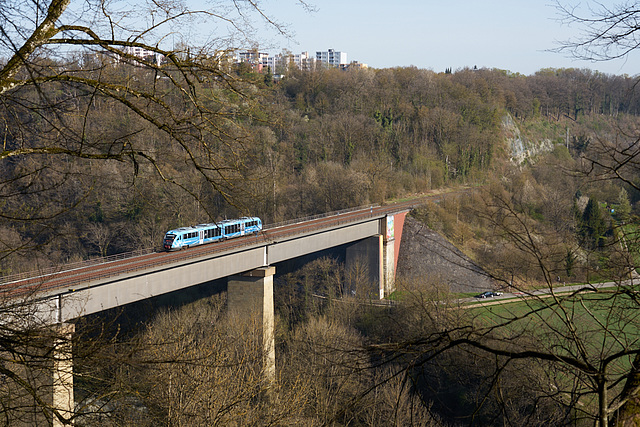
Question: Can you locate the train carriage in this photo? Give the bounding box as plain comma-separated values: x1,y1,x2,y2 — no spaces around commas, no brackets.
163,217,262,251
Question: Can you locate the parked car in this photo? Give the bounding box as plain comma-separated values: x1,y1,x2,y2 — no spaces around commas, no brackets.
474,291,502,298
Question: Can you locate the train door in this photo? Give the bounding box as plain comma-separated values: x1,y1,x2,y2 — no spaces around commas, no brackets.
240,221,245,236
199,229,204,245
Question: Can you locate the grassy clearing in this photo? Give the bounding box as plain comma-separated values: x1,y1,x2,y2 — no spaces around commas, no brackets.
472,292,640,375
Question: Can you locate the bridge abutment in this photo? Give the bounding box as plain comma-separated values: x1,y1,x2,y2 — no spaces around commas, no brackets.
345,214,404,299
227,266,276,386
346,236,384,298
382,236,396,298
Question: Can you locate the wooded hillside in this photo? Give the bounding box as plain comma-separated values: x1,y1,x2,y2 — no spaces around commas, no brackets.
3,62,640,276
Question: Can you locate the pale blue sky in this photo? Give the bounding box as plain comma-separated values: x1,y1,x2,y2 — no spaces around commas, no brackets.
251,0,639,76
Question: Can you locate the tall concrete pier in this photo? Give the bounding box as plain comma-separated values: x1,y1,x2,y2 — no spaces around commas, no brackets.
227,266,276,385
5,322,75,426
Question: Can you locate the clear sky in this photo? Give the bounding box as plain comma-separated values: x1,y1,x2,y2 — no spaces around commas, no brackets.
252,0,639,76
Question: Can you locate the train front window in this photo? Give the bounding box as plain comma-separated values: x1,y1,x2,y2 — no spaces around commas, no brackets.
163,234,176,249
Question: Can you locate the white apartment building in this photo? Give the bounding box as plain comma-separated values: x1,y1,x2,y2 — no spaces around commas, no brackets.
295,52,317,70
121,46,165,66
237,50,269,66
259,51,317,72
237,48,351,72
262,54,283,72
316,49,347,67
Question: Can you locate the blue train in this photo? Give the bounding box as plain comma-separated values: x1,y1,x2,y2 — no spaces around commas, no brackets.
163,217,262,251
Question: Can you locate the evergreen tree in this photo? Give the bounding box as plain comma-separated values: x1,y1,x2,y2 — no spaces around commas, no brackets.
264,66,274,87
581,197,606,248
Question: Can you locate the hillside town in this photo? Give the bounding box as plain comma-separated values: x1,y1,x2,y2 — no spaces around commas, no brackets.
122,45,368,73
236,48,368,73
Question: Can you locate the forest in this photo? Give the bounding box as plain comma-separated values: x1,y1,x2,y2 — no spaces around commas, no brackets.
4,1,640,425
3,62,640,275
4,59,640,426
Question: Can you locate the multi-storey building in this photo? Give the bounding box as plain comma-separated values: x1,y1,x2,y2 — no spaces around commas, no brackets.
238,50,318,73
316,49,347,67
237,48,353,72
237,50,269,72
292,51,316,71
262,54,286,72
121,46,165,66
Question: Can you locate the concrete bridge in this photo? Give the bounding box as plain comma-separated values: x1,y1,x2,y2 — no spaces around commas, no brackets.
1,203,414,425
17,205,409,323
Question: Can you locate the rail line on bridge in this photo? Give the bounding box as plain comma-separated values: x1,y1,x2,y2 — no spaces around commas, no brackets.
0,190,458,298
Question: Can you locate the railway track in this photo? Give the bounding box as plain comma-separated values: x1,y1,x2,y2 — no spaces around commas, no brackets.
0,190,457,298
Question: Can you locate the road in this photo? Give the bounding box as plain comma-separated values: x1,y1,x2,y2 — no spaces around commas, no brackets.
462,279,637,306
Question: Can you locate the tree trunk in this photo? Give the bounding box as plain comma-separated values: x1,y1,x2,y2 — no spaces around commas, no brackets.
613,354,640,426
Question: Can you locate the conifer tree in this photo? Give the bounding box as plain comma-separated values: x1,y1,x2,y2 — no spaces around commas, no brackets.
581,197,605,248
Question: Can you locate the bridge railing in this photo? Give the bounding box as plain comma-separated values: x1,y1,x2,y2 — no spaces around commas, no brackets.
0,247,156,285
0,204,382,286
264,204,380,231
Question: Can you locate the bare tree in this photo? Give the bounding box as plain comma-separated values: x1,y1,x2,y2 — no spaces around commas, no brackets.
553,1,640,63
0,0,313,268
93,295,309,426
0,1,309,423
369,181,640,426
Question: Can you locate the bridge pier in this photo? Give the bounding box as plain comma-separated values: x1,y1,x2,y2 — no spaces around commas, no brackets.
4,322,75,426
227,266,276,387
51,323,74,427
